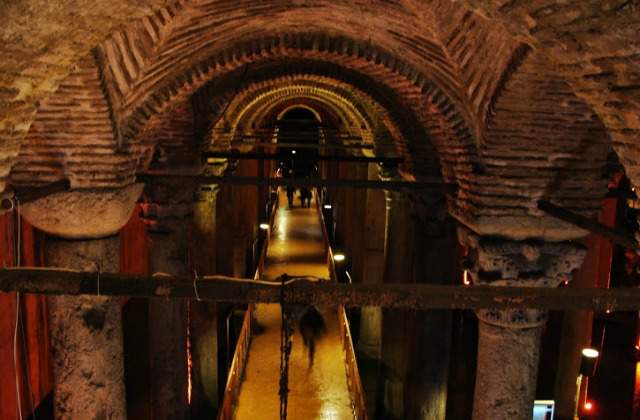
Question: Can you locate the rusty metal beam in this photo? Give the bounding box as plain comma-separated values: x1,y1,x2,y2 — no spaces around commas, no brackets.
137,173,453,192
1,180,71,211
1,268,639,311
203,151,402,164
537,199,637,249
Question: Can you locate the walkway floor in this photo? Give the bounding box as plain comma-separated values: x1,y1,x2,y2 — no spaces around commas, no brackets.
234,191,353,420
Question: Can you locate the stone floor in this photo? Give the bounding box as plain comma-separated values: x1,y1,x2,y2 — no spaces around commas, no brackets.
234,191,354,420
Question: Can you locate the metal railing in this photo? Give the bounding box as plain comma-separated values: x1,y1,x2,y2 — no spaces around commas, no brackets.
315,189,368,420
217,189,279,420
217,303,253,420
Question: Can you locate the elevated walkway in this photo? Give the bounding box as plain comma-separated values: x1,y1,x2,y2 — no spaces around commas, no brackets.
218,190,365,420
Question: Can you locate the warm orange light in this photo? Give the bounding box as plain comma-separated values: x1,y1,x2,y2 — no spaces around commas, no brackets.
187,304,193,405
463,270,471,286
584,401,593,411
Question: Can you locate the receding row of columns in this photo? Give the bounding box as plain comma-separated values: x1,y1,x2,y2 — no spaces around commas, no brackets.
341,163,589,420
20,166,590,420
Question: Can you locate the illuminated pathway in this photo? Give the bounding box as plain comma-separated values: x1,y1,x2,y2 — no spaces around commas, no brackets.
233,191,355,419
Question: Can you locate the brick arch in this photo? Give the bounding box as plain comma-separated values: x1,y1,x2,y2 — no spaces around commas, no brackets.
204,76,397,153
228,90,388,157
202,77,378,137
482,51,611,215
455,50,613,240
230,89,369,139
457,0,640,188
113,34,478,183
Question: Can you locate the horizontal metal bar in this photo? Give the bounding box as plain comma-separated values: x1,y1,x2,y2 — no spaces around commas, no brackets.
227,142,375,150
1,268,639,311
203,151,403,164
137,173,453,191
1,180,71,211
537,200,637,249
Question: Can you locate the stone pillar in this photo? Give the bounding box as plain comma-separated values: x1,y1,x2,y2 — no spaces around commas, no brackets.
459,230,586,420
190,185,220,418
380,166,413,419
407,193,456,420
19,185,142,420
356,164,386,418
141,180,194,420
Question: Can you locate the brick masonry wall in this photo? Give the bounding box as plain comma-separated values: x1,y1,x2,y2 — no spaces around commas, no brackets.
1,0,636,238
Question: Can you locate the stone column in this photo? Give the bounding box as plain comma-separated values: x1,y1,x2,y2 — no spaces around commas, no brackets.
141,180,194,420
19,185,143,420
458,230,586,420
356,164,386,417
407,193,456,420
380,166,413,419
190,185,220,418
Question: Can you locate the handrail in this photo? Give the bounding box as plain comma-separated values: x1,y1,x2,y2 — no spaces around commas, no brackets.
338,306,368,420
255,189,280,280
313,189,337,283
217,304,253,420
314,189,368,420
217,188,280,420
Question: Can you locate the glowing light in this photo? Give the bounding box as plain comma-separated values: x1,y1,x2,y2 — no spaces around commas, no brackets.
582,348,600,359
323,204,333,210
463,270,471,286
584,401,593,411
333,253,346,262
187,304,193,405
259,223,270,230
291,150,297,154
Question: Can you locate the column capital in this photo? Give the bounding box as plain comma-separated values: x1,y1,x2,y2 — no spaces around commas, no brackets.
140,179,197,233
458,228,586,328
20,184,143,239
378,164,407,207
377,163,402,182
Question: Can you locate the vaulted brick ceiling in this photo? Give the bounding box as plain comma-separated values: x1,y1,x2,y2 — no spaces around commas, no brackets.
2,0,636,240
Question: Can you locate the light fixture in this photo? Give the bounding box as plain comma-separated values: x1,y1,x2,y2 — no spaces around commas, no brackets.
323,204,333,210
259,223,270,231
463,270,471,286
333,253,346,262
580,348,600,377
582,348,599,359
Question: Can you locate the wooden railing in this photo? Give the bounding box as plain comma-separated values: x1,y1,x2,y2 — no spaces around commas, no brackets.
315,189,368,420
217,189,279,420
